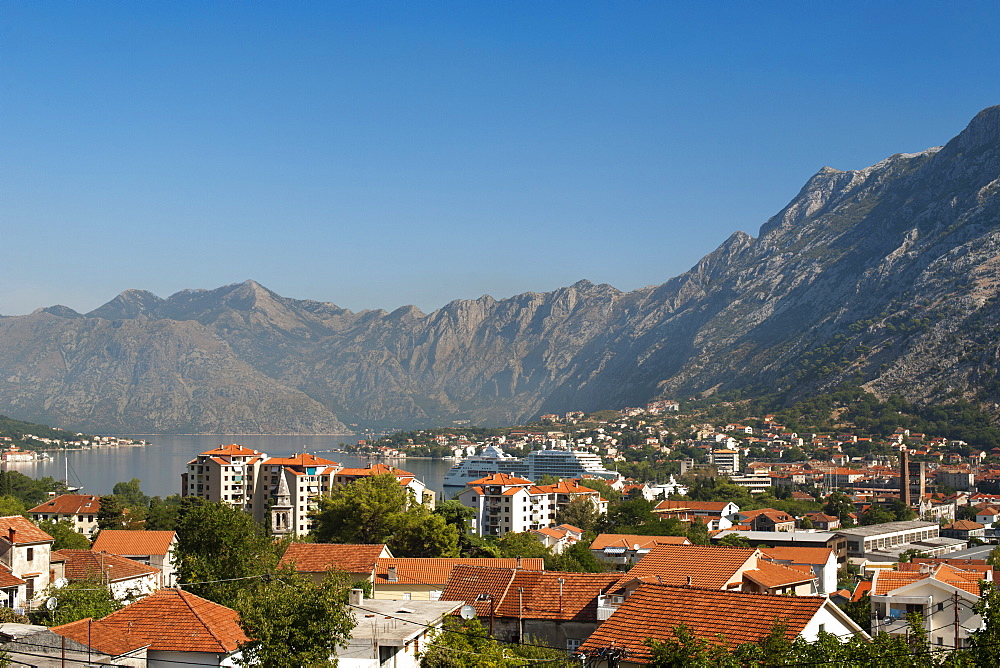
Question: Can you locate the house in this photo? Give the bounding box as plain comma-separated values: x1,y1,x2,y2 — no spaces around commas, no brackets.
91,530,178,587
371,557,544,601
530,524,583,554
735,508,796,532
870,563,986,647
27,495,102,537
53,549,160,600
279,543,393,585
711,530,847,562
652,500,740,531
441,564,622,651
941,520,986,541
48,588,249,667
0,515,54,606
760,546,838,595
339,589,462,667
620,544,818,596
1,622,149,666
579,584,868,667
802,512,841,530
589,534,691,570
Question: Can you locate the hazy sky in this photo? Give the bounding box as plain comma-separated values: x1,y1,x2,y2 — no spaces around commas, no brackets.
3,2,998,316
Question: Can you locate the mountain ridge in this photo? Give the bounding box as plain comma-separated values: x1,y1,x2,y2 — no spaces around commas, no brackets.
2,106,999,433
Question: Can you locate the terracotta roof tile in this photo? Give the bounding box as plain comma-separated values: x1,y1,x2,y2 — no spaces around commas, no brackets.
52,589,248,654
654,500,733,513
743,560,817,589
51,618,149,656
280,543,390,574
0,515,53,545
620,544,757,590
580,584,830,662
374,558,544,586
0,563,25,588
852,580,872,601
760,546,833,566
28,494,102,515
54,549,159,583
199,444,263,457
590,534,690,550
466,473,534,486
874,564,985,596
441,565,620,622
336,463,414,477
91,530,176,557
266,453,340,468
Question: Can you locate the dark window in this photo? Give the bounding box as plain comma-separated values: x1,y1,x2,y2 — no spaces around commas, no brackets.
25,548,33,562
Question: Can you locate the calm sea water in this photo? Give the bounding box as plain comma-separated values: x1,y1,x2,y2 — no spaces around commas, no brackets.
3,435,457,500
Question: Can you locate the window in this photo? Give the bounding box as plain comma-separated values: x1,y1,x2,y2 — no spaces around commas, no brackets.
26,578,34,600
566,639,582,651
26,548,33,562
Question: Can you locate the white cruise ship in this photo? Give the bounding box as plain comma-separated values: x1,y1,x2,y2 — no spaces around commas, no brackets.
443,445,620,487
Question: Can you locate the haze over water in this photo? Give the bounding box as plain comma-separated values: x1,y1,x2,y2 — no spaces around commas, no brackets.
3,435,455,500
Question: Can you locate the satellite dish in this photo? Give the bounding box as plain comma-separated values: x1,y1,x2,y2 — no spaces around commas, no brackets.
53,578,68,589
45,596,58,610
460,604,476,620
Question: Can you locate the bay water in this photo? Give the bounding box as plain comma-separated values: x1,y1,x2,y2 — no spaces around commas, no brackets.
3,435,457,500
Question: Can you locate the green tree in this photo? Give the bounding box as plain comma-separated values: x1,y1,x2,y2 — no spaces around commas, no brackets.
823,492,856,526
145,494,187,531
174,502,278,608
41,577,122,626
112,478,150,509
860,504,894,526
716,533,750,548
391,510,460,558
552,540,607,573
496,532,554,563
0,496,26,517
987,545,1000,569
311,474,410,544
311,475,458,557
686,521,710,546
96,494,126,530
577,479,621,504
235,570,355,668
0,471,66,507
555,497,599,532
36,519,91,550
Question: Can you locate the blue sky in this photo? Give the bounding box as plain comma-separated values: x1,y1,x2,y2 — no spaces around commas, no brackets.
2,2,998,315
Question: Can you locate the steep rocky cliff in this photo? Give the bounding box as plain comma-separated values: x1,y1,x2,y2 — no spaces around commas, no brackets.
2,106,999,433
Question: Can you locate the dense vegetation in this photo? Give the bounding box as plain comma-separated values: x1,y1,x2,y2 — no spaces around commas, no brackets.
0,414,93,450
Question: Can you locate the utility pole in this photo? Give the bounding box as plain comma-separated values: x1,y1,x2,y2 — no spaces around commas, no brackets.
954,590,961,650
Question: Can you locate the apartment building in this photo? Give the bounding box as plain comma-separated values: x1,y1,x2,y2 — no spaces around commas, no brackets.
181,444,269,518
457,473,606,537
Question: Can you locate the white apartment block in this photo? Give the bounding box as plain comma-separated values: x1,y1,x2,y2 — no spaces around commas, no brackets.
457,473,606,537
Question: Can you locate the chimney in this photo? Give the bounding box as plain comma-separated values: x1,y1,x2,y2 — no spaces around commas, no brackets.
387,566,398,582
350,588,364,606
7,528,15,545
516,556,522,570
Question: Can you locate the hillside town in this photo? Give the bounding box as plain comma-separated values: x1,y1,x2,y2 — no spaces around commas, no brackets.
1,393,1000,665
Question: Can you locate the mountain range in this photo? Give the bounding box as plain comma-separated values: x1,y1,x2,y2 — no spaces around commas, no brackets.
3,106,1000,434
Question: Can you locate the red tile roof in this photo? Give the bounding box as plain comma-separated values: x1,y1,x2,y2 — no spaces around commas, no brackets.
374,558,545,586
0,563,25,589
51,618,149,657
0,515,53,544
743,560,816,590
336,463,414,478
874,564,984,596
280,543,391,574
760,546,833,566
466,473,534,486
54,550,159,583
580,584,832,662
265,452,340,468
53,589,248,654
621,544,757,590
590,534,690,551
28,494,102,515
441,565,621,622
653,500,734,513
199,443,262,457
91,530,176,557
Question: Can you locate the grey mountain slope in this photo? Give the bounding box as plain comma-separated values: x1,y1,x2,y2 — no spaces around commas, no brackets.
2,106,1000,433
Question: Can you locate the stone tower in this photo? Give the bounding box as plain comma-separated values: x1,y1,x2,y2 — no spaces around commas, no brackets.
270,471,293,536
